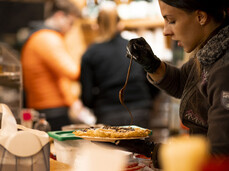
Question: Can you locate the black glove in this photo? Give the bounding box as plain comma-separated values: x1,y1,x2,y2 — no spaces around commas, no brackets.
126,37,161,73
114,138,154,158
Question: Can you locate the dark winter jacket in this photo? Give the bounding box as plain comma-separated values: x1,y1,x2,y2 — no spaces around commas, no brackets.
149,24,229,155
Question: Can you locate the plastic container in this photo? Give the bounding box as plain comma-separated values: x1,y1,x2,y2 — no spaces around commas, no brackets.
48,130,82,165
21,109,33,128
0,103,50,171
20,108,39,129
0,42,22,123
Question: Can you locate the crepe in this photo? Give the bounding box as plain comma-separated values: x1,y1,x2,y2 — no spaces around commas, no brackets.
72,126,151,138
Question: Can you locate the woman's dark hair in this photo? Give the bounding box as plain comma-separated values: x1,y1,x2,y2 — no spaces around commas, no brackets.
161,0,228,78
160,0,228,23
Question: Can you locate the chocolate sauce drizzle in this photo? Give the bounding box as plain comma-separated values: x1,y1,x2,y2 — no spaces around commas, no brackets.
119,55,133,125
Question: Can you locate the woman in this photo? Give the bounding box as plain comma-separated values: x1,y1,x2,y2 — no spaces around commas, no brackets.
116,0,229,168
80,3,159,127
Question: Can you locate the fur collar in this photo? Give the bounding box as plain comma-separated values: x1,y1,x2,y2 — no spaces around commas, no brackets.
197,25,229,66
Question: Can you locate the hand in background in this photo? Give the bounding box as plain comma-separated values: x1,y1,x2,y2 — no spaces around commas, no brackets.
69,100,97,125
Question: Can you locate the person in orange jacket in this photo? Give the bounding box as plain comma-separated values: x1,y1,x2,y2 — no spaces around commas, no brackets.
21,0,81,130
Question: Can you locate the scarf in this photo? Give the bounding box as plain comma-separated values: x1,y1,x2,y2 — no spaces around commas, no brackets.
197,25,229,66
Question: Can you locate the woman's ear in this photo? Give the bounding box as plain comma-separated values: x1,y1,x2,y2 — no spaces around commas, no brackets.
196,10,208,26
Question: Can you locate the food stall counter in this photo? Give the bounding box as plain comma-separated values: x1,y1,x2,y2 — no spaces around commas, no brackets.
50,159,72,171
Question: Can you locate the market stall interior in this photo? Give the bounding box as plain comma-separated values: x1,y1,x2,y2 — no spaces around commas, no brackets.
2,0,228,170
0,0,182,141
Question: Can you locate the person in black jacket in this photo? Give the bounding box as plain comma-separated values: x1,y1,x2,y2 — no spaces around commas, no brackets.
112,0,229,169
80,3,159,128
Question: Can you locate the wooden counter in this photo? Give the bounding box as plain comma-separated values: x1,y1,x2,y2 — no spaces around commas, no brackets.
50,159,72,171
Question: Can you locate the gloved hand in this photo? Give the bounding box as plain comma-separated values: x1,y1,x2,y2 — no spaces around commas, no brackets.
126,37,161,73
114,138,155,158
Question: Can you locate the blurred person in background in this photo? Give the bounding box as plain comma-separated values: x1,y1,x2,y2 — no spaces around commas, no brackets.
112,0,229,168
21,0,83,131
80,2,159,128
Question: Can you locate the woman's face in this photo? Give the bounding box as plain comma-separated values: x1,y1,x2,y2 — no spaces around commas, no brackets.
159,0,204,53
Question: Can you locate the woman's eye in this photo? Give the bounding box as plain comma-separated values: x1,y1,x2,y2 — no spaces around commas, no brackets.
168,21,175,24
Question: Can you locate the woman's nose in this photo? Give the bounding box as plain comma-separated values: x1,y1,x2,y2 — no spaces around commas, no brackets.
163,24,173,36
